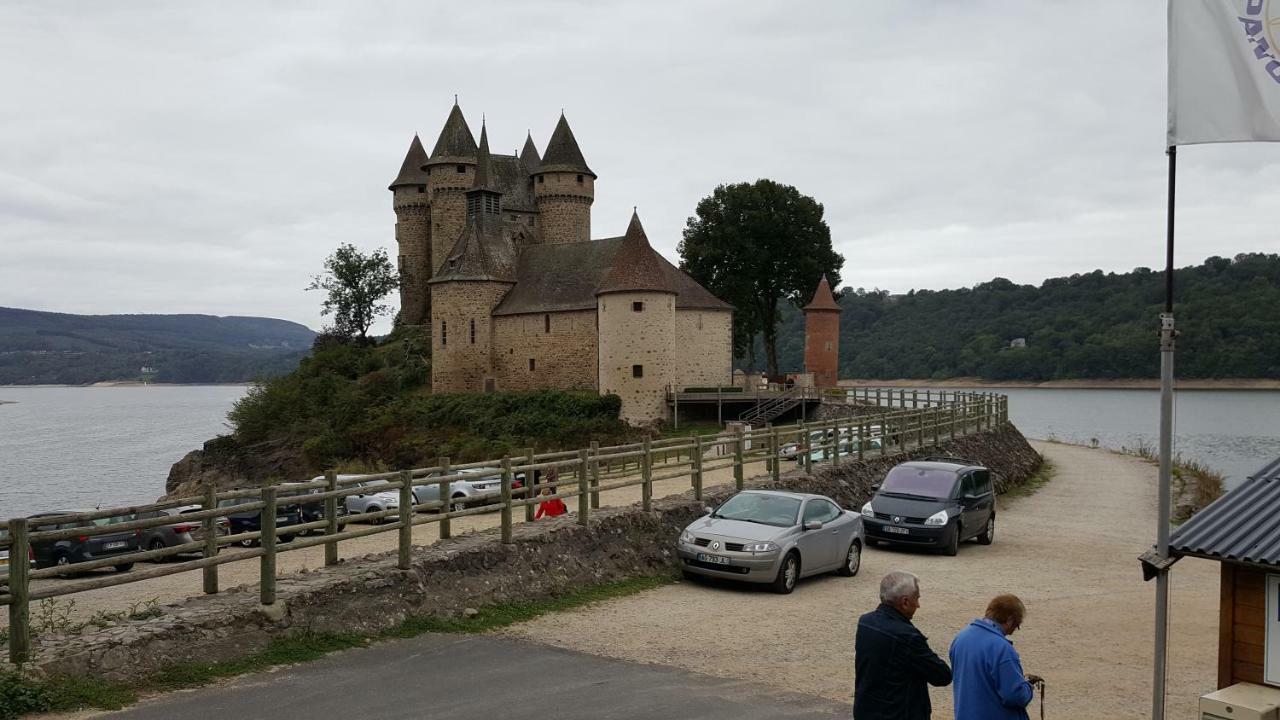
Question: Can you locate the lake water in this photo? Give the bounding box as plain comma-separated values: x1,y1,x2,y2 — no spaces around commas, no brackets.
0,385,1276,520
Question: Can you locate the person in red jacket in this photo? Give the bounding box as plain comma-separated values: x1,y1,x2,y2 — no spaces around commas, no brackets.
535,486,567,519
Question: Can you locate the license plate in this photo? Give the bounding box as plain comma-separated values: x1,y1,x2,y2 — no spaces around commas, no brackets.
697,553,731,565
884,526,910,535
104,541,128,550
276,517,290,524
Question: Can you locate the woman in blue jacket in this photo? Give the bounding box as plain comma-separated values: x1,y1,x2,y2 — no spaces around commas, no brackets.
948,594,1041,720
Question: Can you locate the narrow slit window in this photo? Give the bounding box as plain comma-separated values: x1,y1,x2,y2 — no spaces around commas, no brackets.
441,320,447,347
470,319,476,344
537,175,545,184
529,358,536,371
632,301,644,312
456,164,466,173
544,314,551,333
632,365,643,378
576,174,584,183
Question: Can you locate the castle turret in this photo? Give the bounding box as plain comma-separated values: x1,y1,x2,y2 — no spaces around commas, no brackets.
389,134,432,325
803,274,841,388
596,212,676,424
428,123,515,393
533,113,594,244
425,102,478,275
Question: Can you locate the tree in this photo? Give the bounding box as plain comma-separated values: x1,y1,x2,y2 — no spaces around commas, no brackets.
307,244,399,344
679,180,844,378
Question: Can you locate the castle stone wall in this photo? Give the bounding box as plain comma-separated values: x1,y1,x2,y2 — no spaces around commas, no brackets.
393,186,431,325
598,291,675,424
535,172,593,244
671,309,733,388
430,281,511,393
492,310,598,391
427,164,474,275
804,310,840,388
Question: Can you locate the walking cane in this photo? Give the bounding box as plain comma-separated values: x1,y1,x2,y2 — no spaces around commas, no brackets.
1033,677,1046,720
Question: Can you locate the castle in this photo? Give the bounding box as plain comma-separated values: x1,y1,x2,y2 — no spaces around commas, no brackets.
389,103,733,424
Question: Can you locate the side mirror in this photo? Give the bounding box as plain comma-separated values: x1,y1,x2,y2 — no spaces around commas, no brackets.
870,484,880,492
702,507,713,516
804,520,823,531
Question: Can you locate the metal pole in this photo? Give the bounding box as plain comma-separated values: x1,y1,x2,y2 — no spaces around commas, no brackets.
1152,145,1177,720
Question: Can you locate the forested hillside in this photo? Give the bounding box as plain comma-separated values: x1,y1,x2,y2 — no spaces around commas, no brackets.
0,307,315,384
746,253,1280,380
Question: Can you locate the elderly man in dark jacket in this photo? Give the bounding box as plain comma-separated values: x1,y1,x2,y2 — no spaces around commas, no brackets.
854,571,953,719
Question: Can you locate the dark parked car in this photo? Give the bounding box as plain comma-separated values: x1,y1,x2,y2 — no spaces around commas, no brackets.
217,496,304,548
859,458,996,556
280,483,346,534
135,506,229,556
27,511,141,574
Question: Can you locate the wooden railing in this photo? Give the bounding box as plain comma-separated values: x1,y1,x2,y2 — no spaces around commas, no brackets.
0,390,1008,664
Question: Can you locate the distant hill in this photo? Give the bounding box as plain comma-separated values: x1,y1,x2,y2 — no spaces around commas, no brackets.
0,307,316,385
746,253,1280,381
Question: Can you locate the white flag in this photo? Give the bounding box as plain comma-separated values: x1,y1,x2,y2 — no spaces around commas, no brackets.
1169,0,1280,145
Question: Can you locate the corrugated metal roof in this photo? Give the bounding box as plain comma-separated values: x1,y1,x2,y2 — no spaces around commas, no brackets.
1169,456,1280,566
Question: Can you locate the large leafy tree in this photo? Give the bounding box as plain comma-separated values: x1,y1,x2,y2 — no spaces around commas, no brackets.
307,244,399,344
679,180,844,378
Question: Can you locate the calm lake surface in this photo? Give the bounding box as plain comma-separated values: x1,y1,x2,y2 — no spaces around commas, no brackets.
0,385,1276,520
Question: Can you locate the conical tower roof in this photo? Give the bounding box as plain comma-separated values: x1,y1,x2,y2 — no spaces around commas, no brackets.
388,134,430,189
520,131,541,173
427,102,478,163
803,274,841,312
538,112,594,177
597,212,675,295
470,122,501,194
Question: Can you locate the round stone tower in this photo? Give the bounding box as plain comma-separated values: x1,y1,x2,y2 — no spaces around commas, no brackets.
803,274,842,389
596,212,676,425
388,134,432,325
533,113,594,244
425,102,478,275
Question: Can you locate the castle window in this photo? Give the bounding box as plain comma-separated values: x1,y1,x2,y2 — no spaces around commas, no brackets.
456,164,466,173
470,319,476,344
576,174,583,183
441,320,447,347
544,314,551,334
416,185,425,193
632,301,644,312
529,358,536,371
537,175,544,184
824,341,832,352
632,365,643,378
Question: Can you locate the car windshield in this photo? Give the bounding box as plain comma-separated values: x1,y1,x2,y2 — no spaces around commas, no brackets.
92,515,131,527
713,494,801,527
880,466,958,500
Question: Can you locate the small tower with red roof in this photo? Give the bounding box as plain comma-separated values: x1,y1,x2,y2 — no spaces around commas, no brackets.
803,275,841,388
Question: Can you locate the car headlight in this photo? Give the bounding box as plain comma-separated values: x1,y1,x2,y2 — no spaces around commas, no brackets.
925,510,949,526
740,542,778,553
861,502,874,518
680,530,695,545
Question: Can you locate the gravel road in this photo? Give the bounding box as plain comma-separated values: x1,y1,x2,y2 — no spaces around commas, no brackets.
506,442,1220,719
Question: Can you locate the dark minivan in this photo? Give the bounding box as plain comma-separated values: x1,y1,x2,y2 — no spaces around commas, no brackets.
859,459,996,556
28,511,141,573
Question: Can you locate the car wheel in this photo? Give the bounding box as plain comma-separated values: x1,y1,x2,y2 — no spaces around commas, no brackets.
837,540,862,577
450,497,467,513
941,522,960,557
278,532,294,544
53,553,73,578
366,507,382,525
238,537,258,549
115,563,134,573
148,538,167,560
977,513,995,545
771,551,800,594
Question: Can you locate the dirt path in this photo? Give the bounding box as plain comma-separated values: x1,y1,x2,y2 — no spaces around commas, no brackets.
506,442,1220,719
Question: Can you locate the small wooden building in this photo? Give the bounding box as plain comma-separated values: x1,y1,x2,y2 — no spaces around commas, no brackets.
1166,457,1280,689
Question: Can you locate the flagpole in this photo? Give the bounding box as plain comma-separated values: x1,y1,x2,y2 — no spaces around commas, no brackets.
1152,144,1176,720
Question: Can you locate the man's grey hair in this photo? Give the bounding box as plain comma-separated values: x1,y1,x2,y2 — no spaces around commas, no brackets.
879,571,919,603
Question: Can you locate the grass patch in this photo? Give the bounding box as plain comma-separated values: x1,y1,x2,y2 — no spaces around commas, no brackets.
1118,439,1226,523
1004,457,1055,499
656,422,724,440
0,573,675,719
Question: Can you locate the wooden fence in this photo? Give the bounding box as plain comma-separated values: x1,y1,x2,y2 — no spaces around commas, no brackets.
0,390,1007,664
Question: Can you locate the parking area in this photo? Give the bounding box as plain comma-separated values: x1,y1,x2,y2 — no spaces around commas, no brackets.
506,442,1220,720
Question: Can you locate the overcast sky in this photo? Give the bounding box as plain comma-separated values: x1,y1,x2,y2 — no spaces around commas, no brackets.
2,1,1278,333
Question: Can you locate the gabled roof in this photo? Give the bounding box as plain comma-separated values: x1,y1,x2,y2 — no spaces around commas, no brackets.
1169,457,1280,567
388,134,430,189
596,212,676,295
428,212,516,284
520,132,541,174
428,103,477,162
803,274,841,312
538,113,594,177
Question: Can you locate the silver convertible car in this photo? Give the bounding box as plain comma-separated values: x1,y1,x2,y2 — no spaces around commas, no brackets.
676,490,864,594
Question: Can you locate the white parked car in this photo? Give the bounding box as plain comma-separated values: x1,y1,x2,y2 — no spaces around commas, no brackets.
342,480,400,524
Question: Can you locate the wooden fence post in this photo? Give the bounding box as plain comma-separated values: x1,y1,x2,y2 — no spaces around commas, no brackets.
439,456,451,540
950,405,957,440
642,437,653,511
832,422,842,467
324,470,339,567
589,440,601,510
577,449,590,526
771,426,781,483
917,410,925,449
693,435,704,500
501,456,513,545
203,485,219,594
764,423,774,474
260,486,277,606
733,425,745,491
7,518,30,665
398,470,413,569
524,447,536,522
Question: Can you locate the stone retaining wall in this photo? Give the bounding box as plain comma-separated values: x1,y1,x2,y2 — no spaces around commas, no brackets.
17,424,1041,682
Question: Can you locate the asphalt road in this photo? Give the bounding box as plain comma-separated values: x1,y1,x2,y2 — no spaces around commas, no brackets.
94,633,849,720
